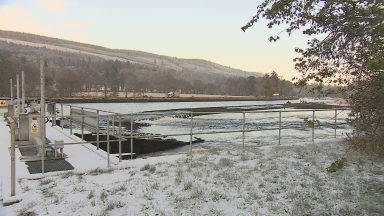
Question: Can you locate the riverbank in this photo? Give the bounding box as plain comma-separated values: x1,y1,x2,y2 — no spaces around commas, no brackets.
26,96,299,103
5,140,383,215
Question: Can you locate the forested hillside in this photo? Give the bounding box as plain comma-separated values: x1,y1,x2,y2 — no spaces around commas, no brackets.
0,30,337,98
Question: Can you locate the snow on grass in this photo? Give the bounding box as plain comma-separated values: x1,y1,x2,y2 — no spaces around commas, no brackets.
5,141,384,215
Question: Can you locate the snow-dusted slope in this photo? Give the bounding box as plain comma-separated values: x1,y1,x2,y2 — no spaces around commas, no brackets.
0,30,262,78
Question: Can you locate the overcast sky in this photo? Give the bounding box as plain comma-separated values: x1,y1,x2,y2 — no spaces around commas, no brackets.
0,0,310,80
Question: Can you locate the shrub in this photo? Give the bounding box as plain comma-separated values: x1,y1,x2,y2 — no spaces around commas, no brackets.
326,157,347,172
217,158,233,167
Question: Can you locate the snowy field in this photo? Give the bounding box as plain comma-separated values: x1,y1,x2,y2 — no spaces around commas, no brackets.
4,141,384,216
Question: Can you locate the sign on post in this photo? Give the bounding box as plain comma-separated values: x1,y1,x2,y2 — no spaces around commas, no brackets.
31,119,39,134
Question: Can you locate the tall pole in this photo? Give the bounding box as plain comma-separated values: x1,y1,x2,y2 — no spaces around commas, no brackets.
40,59,46,145
16,74,20,114
10,120,15,196
10,78,13,103
21,71,25,113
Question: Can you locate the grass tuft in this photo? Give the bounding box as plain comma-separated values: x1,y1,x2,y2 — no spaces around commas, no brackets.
217,157,233,167
140,164,156,173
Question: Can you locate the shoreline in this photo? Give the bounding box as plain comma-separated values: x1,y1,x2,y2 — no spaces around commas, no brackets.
31,96,300,103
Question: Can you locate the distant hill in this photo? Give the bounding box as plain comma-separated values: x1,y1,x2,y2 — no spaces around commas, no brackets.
0,30,262,80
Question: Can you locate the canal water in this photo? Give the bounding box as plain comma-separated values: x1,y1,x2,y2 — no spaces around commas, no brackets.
65,98,351,149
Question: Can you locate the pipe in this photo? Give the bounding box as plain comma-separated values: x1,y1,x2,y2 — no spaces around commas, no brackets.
40,59,46,147
16,74,20,114
10,78,13,103
21,71,25,113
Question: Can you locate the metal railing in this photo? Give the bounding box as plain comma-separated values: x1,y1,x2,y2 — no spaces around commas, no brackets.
6,105,350,197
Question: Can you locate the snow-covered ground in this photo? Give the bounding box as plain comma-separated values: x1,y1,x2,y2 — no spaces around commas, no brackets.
3,140,384,215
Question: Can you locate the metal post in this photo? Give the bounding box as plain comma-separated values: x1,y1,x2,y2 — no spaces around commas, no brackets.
81,107,84,140
107,115,110,168
70,105,73,135
61,103,64,130
118,115,122,162
40,59,46,145
16,74,20,115
334,109,337,138
242,112,245,149
112,115,115,135
278,111,282,145
41,116,45,175
189,112,193,153
10,120,16,196
10,78,13,103
21,71,25,114
96,110,100,150
53,103,57,126
130,115,133,159
312,110,315,142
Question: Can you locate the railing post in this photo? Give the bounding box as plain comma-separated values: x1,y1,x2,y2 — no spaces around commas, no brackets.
278,111,282,145
96,110,100,150
242,112,245,149
69,105,73,135
107,115,110,168
81,107,84,140
61,103,64,130
189,112,193,153
10,120,16,196
334,109,337,138
312,110,315,142
112,115,115,135
130,114,134,160
118,115,122,162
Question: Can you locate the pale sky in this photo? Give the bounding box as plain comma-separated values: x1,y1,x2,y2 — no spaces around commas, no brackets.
0,0,310,80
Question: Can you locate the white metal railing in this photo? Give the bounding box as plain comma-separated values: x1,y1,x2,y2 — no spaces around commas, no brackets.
6,105,350,197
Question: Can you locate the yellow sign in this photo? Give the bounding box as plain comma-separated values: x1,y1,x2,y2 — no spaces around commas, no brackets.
0,100,6,107
31,120,39,134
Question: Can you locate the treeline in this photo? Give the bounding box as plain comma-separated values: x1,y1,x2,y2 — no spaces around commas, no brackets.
0,48,334,98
